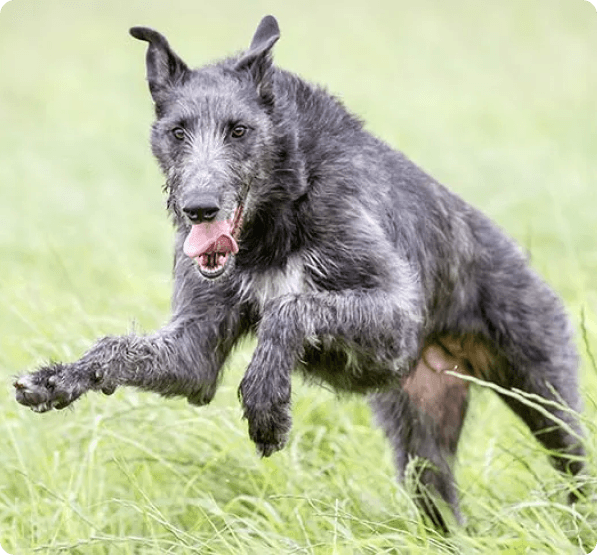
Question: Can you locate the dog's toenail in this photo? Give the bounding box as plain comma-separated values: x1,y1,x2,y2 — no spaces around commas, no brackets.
101,384,116,395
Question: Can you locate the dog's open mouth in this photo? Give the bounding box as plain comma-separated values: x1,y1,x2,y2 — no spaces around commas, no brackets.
183,205,243,279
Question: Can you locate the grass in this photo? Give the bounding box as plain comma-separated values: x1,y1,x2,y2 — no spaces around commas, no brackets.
1,0,596,553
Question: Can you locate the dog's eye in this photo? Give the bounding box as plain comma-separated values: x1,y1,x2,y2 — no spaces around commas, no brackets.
230,125,247,139
171,127,185,141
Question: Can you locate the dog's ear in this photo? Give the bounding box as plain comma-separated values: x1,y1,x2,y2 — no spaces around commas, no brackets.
235,15,280,106
129,27,188,104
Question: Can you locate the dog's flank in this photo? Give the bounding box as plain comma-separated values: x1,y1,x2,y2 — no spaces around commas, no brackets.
15,15,584,531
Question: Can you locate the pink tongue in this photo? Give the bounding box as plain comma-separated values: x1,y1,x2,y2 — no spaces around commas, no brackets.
183,219,239,259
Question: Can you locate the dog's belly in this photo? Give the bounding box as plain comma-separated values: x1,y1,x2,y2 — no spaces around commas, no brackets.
297,332,501,395
299,342,400,393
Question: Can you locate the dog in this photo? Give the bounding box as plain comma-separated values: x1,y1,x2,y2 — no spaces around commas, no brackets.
14,15,584,530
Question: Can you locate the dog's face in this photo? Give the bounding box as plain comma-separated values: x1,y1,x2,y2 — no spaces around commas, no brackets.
130,17,280,279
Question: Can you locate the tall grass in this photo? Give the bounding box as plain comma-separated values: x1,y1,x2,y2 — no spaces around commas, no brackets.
1,0,596,553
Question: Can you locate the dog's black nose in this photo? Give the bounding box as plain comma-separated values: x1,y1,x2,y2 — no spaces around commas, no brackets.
182,201,220,224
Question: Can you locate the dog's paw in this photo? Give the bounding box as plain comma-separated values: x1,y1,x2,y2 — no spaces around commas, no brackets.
244,401,292,458
14,363,89,412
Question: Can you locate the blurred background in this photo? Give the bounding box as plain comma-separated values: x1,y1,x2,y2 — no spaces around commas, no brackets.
0,0,596,553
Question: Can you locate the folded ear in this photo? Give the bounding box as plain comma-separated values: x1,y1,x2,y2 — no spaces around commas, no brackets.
235,15,280,106
129,26,189,104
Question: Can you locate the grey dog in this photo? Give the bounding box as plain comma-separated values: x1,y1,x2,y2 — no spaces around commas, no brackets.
14,15,584,529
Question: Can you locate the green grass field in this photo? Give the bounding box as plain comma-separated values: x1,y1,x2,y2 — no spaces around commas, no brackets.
1,0,596,553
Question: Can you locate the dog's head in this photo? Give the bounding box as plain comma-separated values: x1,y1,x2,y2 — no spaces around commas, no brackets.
130,16,280,279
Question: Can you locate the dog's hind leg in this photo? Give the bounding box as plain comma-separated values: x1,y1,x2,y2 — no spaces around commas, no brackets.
480,277,586,495
370,341,470,531
495,363,585,496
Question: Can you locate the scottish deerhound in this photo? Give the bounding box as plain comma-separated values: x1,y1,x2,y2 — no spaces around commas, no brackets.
14,16,584,529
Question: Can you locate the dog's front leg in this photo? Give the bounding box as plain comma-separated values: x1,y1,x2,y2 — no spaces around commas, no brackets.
15,311,243,412
239,308,299,456
240,288,422,456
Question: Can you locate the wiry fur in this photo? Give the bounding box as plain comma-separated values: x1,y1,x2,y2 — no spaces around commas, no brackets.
15,16,584,530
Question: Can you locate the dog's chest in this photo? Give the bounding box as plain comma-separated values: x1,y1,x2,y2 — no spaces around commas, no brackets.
240,254,313,313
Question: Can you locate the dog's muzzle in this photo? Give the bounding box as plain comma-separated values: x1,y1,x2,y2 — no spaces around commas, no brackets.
183,205,243,278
